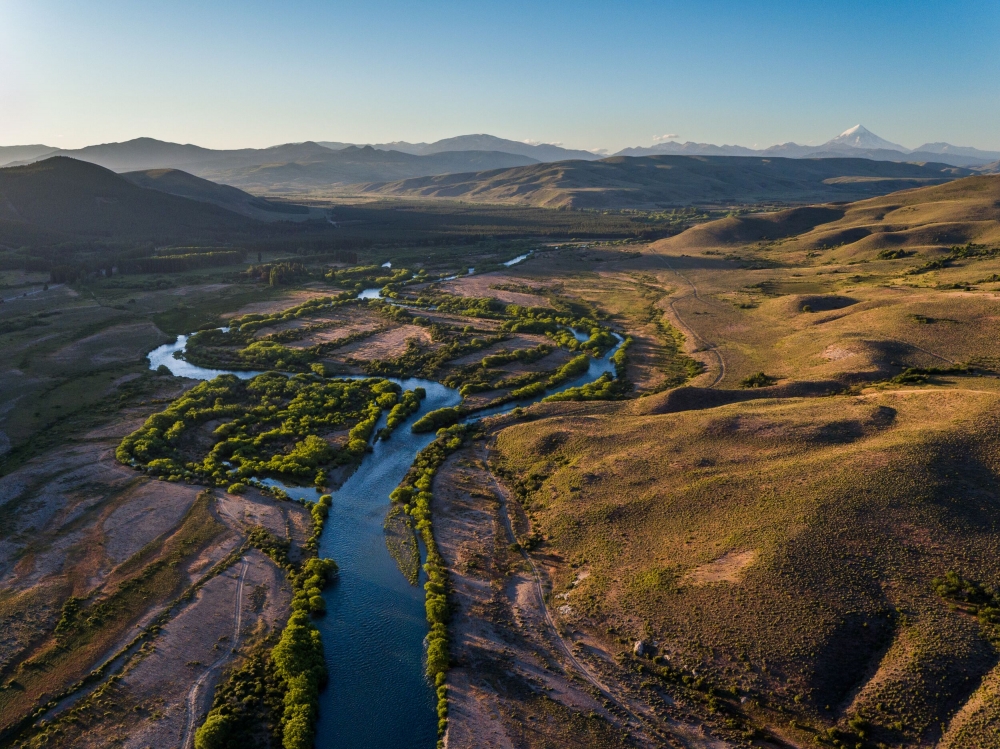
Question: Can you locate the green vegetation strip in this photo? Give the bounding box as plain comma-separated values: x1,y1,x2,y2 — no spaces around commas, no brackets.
196,506,338,749
388,424,470,743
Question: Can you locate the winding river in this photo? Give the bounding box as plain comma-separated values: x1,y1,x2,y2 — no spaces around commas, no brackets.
146,304,621,748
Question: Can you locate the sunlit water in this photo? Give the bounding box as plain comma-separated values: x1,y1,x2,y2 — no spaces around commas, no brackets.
503,252,531,267
147,317,620,749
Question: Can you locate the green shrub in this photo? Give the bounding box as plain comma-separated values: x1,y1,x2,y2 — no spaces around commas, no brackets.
546,353,592,387
739,372,776,389
510,381,546,399
194,712,235,749
412,407,462,433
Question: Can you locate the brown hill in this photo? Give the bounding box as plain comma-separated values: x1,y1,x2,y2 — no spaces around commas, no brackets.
658,174,1000,255
0,157,257,243
347,155,972,209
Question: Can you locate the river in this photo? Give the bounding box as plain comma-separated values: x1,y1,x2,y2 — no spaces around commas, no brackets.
146,312,620,748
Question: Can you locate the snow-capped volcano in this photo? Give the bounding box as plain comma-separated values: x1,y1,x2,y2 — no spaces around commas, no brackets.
823,125,908,153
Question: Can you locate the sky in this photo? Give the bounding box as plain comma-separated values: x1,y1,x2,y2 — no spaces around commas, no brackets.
2,0,999,152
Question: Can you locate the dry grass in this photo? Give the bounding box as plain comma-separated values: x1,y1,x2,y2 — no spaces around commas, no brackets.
495,383,1000,746
338,324,433,360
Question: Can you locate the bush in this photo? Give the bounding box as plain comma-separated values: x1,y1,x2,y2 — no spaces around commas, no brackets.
546,353,592,388
412,407,462,433
194,712,235,749
510,381,546,399
739,372,776,389
544,372,630,402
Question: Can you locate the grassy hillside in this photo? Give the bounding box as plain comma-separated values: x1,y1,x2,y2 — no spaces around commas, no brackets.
467,175,1000,746
348,155,972,209
660,174,1000,258
496,383,1000,747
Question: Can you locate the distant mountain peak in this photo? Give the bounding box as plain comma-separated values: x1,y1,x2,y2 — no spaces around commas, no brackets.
838,124,867,137
825,125,908,153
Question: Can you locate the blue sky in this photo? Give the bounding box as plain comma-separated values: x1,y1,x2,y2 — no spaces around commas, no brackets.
2,0,998,151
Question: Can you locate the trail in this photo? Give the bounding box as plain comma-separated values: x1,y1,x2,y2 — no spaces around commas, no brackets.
659,258,726,388
181,558,248,749
482,441,682,746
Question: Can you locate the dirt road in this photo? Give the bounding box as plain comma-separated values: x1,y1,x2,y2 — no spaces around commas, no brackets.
181,557,249,749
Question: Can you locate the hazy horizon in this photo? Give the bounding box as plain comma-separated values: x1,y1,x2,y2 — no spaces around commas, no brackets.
1,124,998,157
2,0,999,152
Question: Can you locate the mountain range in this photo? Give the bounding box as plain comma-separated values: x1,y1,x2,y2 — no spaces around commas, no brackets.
1,127,996,196
0,139,540,192
318,134,600,163
617,125,1000,168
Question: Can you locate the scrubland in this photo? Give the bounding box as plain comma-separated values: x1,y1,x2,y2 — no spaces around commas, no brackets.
440,175,1000,747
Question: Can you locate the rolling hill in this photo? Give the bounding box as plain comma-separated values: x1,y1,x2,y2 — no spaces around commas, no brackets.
0,157,259,244
482,173,1000,747
659,174,1000,256
349,155,974,209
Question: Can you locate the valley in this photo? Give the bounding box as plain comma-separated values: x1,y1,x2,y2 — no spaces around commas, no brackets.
1,143,1000,749
6,1,1000,746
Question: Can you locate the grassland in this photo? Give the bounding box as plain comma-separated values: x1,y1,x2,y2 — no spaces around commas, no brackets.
458,174,1000,747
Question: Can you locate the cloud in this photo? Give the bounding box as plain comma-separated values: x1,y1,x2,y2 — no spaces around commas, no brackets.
523,139,563,146
653,133,680,142
587,148,609,155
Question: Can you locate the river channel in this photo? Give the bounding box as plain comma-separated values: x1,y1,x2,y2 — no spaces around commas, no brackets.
146,296,621,748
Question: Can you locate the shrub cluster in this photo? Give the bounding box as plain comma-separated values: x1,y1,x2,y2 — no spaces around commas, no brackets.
379,388,426,439
544,372,626,401
326,265,416,294
545,338,632,401
480,343,552,368
193,641,286,749
117,373,398,485
890,365,969,385
412,406,463,433
244,261,311,286
305,494,333,555
739,371,777,389
933,570,1000,624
